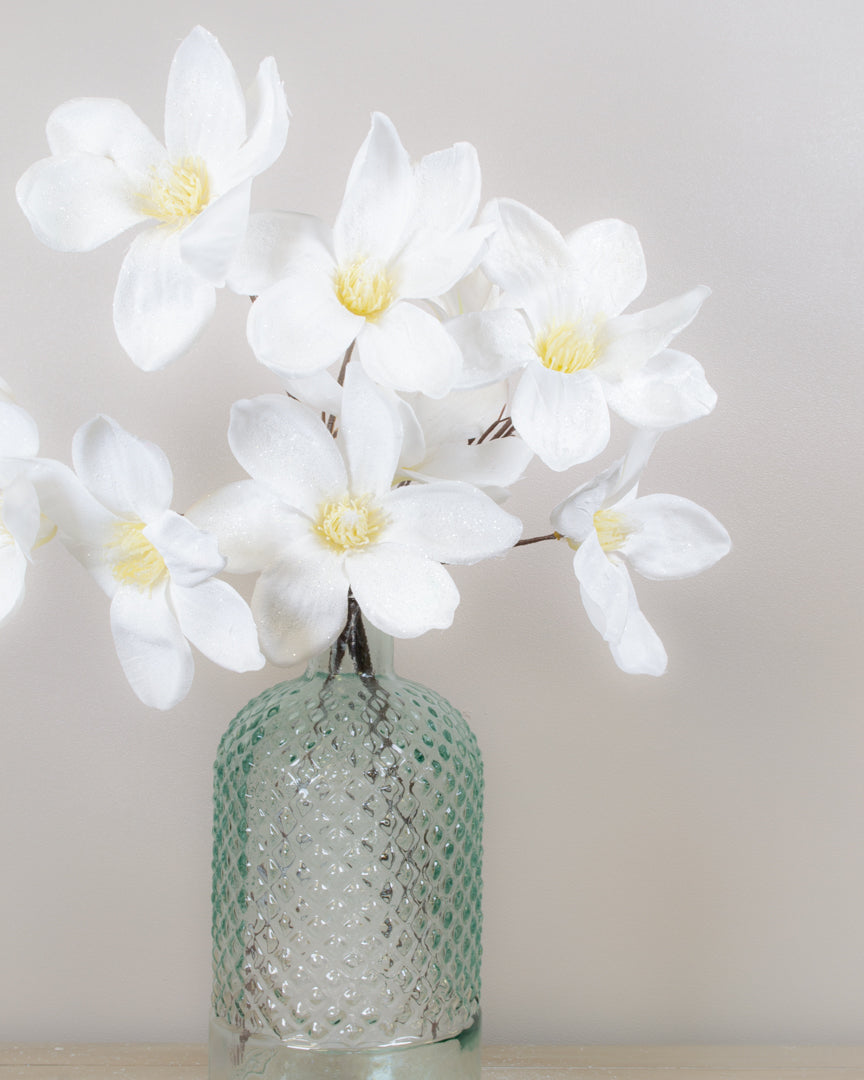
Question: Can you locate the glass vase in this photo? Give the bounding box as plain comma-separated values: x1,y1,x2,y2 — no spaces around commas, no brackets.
209,598,484,1079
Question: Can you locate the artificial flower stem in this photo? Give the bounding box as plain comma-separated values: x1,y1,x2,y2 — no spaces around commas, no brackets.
327,591,377,681
472,408,508,445
514,532,559,547
337,343,355,387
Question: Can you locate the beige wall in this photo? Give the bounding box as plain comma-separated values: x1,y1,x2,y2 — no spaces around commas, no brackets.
2,0,862,1045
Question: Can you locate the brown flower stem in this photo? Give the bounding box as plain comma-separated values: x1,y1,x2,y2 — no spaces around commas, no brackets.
514,532,560,547
336,342,355,387
472,407,508,445
327,592,377,682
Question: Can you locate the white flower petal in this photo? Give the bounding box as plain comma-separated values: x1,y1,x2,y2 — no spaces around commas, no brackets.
0,399,39,458
448,309,534,389
247,263,360,379
163,26,245,164
410,142,481,235
347,543,459,637
113,228,216,370
252,537,348,665
1,475,41,554
338,363,402,497
602,348,717,430
511,363,610,471
227,211,334,296
27,456,113,560
408,438,533,493
599,286,711,378
0,458,27,490
384,481,522,564
145,509,224,587
572,533,631,643
110,581,194,709
517,277,587,336
72,415,173,521
621,494,731,580
226,55,290,187
333,113,414,262
564,218,647,317
393,395,427,470
280,370,344,416
179,179,251,285
0,546,28,628
480,198,573,305
187,479,308,573
26,459,116,594
356,302,461,398
605,429,662,506
551,472,612,542
609,575,668,676
16,154,145,252
228,395,346,513
170,577,264,671
404,382,509,445
437,265,497,317
396,225,492,301
45,97,164,175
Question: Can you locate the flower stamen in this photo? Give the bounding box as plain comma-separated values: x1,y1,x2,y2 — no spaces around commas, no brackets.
107,520,167,590
334,259,395,320
535,322,598,374
593,509,631,553
315,496,387,553
34,517,57,550
138,157,211,227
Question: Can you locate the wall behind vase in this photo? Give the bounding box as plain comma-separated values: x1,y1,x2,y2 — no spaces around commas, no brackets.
1,0,862,1045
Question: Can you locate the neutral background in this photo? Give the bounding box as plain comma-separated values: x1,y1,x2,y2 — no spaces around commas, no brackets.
1,0,862,1047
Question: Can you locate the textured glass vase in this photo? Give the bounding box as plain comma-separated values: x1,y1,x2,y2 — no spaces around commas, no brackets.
210,600,483,1079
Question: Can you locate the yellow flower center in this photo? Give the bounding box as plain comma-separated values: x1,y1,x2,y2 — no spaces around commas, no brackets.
535,322,599,374
593,509,631,553
138,157,211,226
334,259,395,319
107,520,167,590
315,496,387,553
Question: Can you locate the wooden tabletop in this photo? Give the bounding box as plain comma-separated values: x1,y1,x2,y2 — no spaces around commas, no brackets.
3,1044,864,1079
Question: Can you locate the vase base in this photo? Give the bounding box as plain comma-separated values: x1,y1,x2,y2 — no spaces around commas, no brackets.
208,1013,481,1079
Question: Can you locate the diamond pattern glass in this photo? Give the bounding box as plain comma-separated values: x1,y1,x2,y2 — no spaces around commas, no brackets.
210,613,483,1079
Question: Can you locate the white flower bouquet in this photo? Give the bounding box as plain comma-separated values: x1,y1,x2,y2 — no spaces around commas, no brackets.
6,25,730,710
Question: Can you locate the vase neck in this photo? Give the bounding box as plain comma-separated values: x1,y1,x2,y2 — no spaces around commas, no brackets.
307,595,394,680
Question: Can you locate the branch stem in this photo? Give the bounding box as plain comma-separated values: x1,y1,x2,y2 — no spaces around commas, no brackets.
514,533,560,547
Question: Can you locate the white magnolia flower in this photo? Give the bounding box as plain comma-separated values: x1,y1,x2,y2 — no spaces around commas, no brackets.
551,433,730,675
30,417,264,709
17,26,289,371
189,365,523,665
479,198,717,470
230,113,491,398
0,381,54,627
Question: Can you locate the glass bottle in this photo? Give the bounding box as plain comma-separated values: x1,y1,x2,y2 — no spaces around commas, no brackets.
210,597,483,1079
